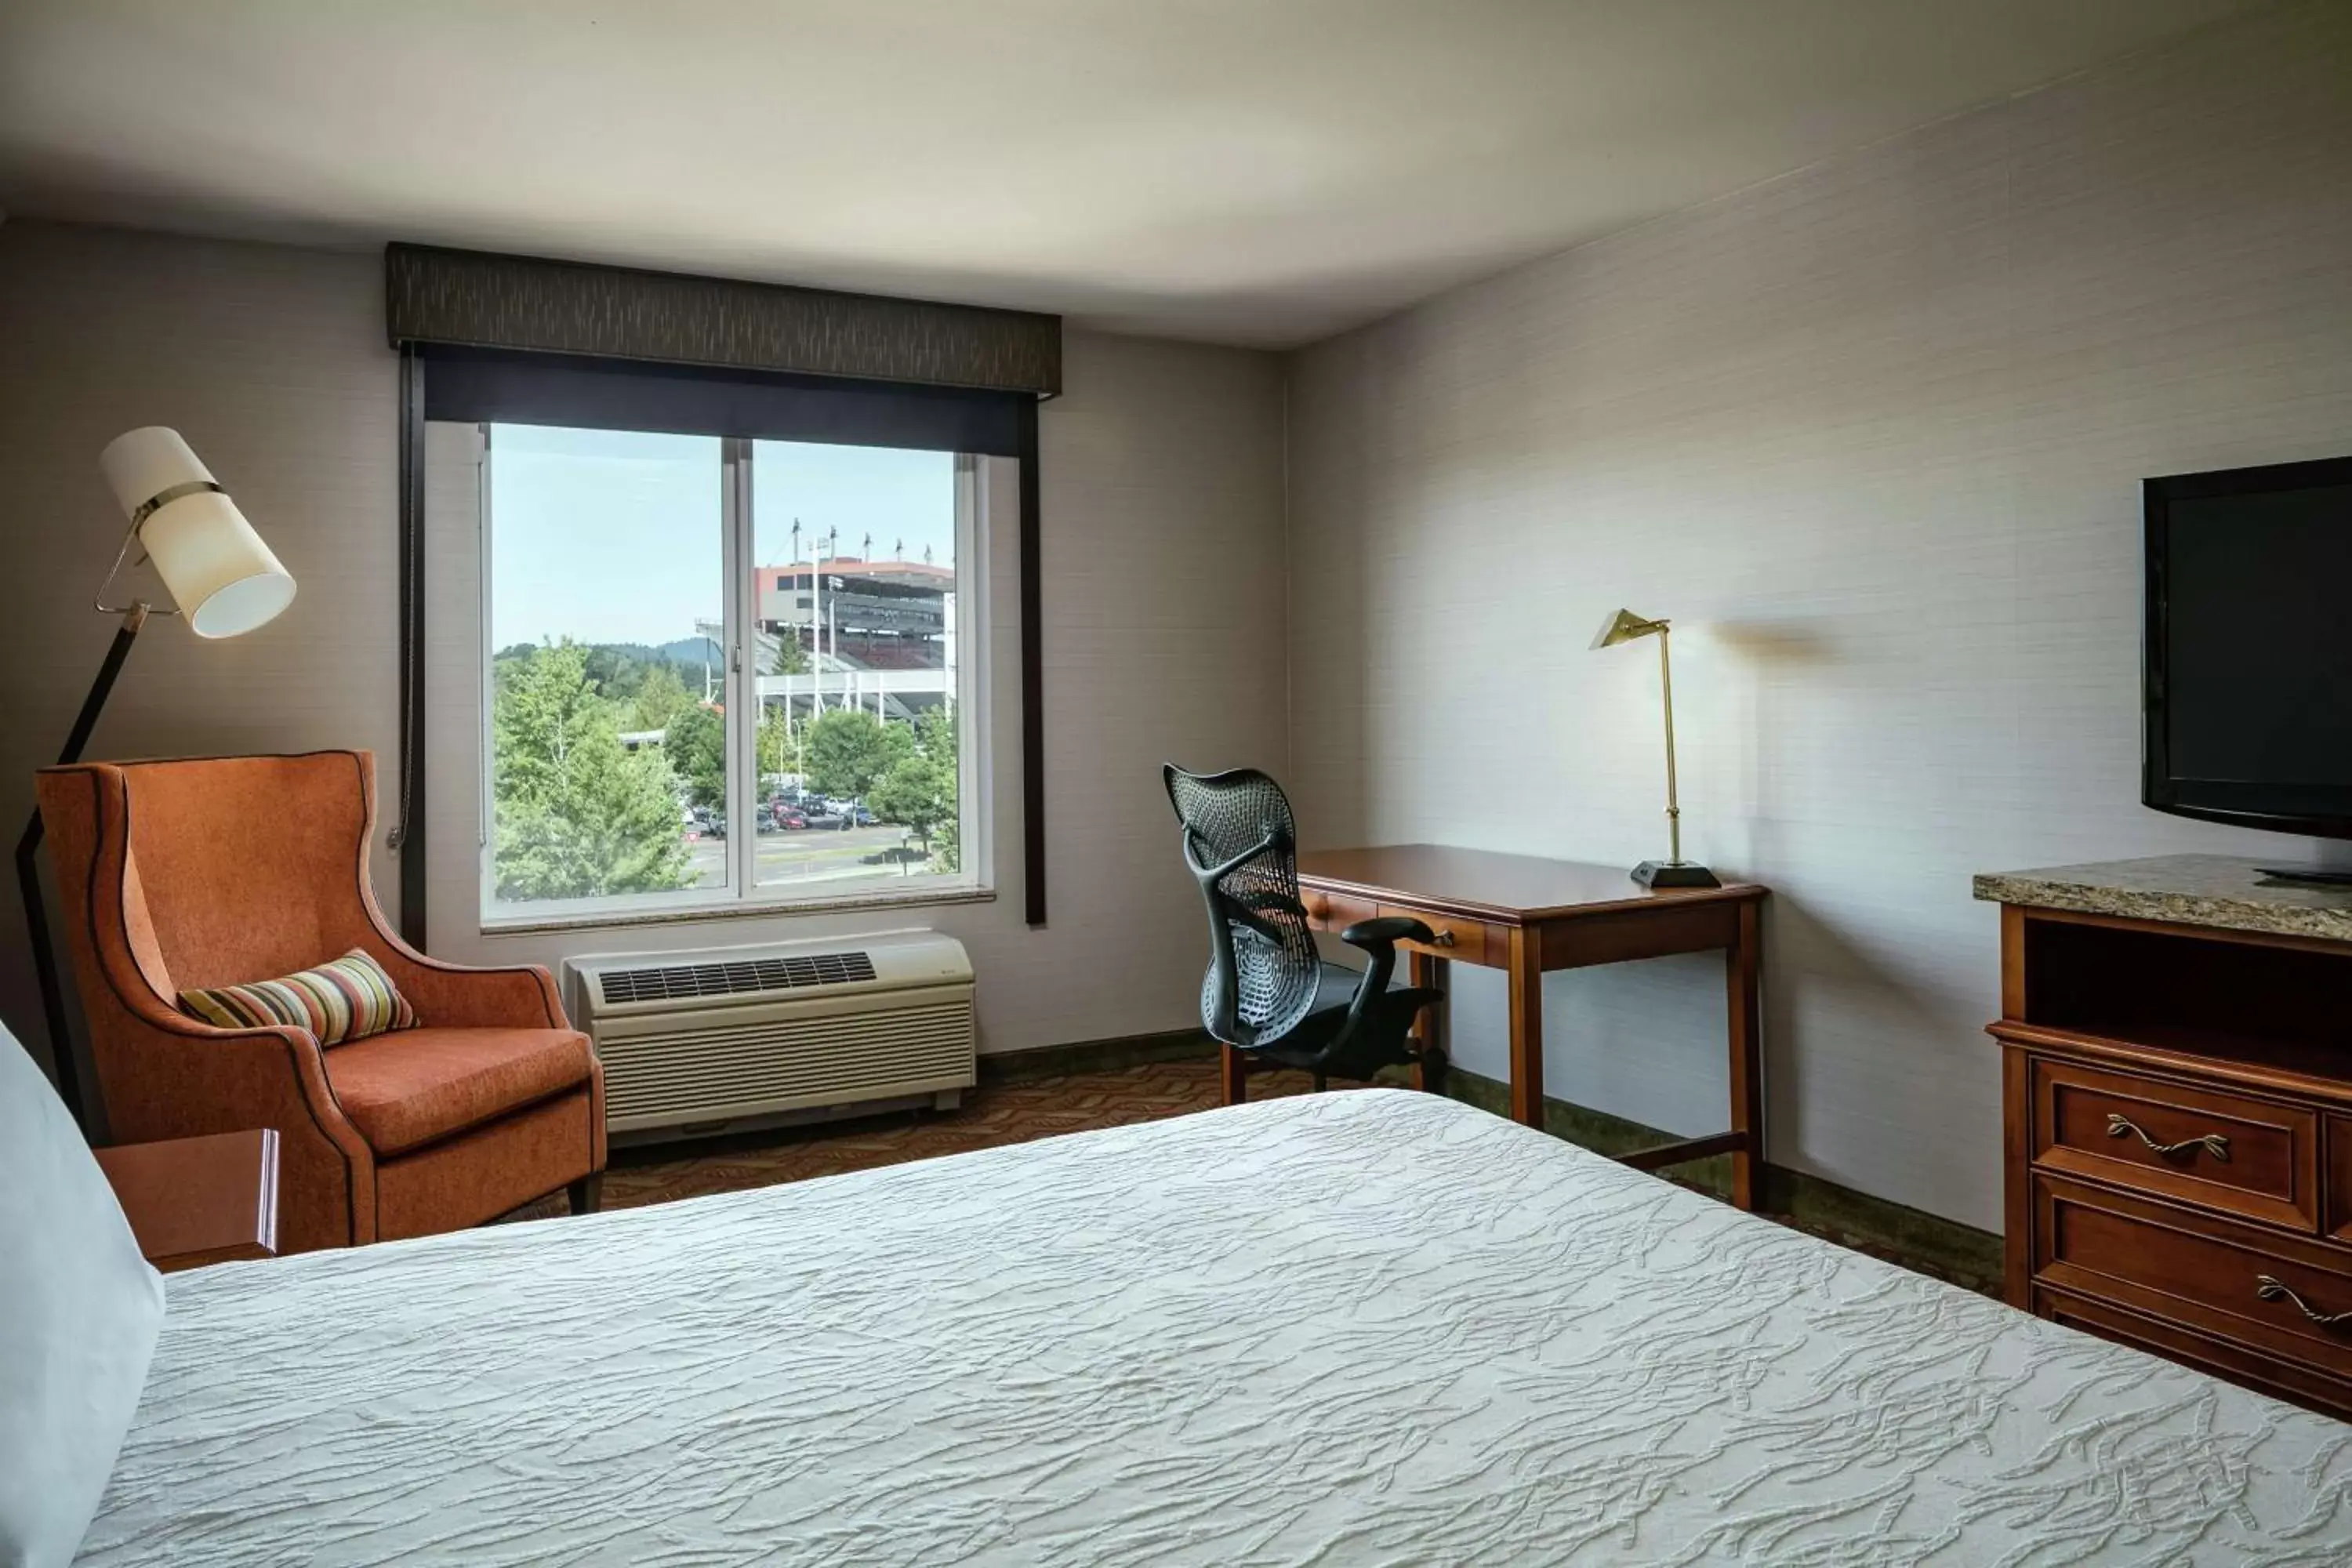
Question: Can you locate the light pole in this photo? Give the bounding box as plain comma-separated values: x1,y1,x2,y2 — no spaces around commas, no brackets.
810,526,834,714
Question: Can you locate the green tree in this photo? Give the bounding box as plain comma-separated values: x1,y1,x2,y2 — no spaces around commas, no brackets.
868,750,952,858
919,708,960,872
869,708,959,871
757,702,800,782
492,641,693,901
913,705,956,762
581,644,652,707
802,708,912,804
665,702,727,808
626,661,695,733
764,630,810,677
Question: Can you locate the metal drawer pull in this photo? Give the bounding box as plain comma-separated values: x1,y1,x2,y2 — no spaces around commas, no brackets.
2104,1112,2228,1162
2256,1276,2352,1327
1430,927,1457,947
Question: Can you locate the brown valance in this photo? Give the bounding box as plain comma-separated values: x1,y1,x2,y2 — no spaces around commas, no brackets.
385,243,1061,397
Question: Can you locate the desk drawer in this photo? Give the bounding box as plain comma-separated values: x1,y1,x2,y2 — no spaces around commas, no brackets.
2036,1175,2352,1374
2030,1057,2315,1232
1381,905,1489,964
1300,891,1377,931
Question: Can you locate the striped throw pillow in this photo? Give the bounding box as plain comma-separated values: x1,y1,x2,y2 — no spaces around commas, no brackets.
180,949,418,1047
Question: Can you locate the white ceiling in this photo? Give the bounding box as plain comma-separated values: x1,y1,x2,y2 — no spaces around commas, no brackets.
0,0,2275,348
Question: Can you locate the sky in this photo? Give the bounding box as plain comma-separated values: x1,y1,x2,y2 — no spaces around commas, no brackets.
487,423,958,649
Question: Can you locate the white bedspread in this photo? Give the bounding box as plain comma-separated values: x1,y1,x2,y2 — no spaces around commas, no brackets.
81,1091,2352,1565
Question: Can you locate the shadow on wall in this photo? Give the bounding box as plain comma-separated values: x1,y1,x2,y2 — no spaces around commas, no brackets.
1686,619,1987,1184
1692,617,1838,880
1708,620,1840,662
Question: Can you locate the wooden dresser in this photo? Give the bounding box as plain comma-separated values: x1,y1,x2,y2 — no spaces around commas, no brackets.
1979,855,2352,1418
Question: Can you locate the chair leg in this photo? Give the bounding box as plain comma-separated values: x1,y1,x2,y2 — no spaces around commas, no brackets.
1219,1043,1247,1106
568,1174,603,1215
1410,949,1450,1095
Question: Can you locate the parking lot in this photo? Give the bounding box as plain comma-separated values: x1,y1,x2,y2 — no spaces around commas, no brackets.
681,822,929,887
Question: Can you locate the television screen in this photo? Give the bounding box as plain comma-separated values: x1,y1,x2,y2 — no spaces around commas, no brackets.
2145,455,2352,837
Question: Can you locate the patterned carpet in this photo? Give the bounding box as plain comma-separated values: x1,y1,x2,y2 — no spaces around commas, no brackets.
599,1058,1316,1208
507,1059,1992,1297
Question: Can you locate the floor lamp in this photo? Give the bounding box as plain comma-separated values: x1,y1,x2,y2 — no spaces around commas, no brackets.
14,428,296,1132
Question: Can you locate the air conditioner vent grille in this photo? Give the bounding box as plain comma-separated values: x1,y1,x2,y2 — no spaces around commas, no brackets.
597,951,877,1005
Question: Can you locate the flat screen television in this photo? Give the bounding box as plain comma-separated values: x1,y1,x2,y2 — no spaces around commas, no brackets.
2144,453,2352,840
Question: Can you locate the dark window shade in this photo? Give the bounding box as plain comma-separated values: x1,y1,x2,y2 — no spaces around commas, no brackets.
419,346,1027,456
386,241,1058,397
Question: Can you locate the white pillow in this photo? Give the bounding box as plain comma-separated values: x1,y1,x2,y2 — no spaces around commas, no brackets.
0,1029,164,1568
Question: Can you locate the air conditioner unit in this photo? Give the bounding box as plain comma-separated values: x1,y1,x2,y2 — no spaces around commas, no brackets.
565,931,975,1145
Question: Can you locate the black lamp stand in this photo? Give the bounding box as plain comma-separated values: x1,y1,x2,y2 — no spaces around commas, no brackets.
13,601,151,1135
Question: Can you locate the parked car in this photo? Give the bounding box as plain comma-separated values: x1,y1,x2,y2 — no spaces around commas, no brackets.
808,797,874,829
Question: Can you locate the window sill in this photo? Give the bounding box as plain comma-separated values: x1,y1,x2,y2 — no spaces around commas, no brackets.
478,882,995,938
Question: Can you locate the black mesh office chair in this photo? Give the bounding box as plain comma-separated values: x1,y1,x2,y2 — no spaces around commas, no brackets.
1163,764,1444,1101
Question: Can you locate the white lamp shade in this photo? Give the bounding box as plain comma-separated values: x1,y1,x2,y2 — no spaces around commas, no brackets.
142,490,296,637
98,426,295,638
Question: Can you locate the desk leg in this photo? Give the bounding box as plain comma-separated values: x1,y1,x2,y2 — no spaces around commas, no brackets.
1726,901,1763,1210
1410,951,1450,1093
1219,1043,1248,1107
1507,926,1544,1129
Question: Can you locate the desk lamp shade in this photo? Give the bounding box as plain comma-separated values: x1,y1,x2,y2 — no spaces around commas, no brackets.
99,428,294,638
1592,608,1662,649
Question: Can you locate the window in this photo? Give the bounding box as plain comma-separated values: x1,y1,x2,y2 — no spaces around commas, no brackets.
481,424,984,921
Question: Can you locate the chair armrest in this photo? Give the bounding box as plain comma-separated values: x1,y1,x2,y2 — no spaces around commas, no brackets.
90,1003,372,1174
1320,916,1435,1055
1339,916,1435,950
347,844,572,1029
93,1005,378,1250
360,938,570,1031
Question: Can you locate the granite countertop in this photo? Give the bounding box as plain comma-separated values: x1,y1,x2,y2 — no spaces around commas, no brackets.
1973,854,2352,943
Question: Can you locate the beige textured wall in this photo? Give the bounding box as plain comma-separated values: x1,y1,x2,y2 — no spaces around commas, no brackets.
0,220,1287,1090
1283,0,2352,1229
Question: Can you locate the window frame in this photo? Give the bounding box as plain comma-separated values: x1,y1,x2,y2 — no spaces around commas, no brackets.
472,426,993,933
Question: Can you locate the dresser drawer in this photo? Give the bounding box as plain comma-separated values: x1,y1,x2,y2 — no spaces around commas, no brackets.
1381,905,1489,964
2328,1116,2352,1243
2030,1056,2316,1231
2035,1175,2352,1374
2034,1283,2352,1418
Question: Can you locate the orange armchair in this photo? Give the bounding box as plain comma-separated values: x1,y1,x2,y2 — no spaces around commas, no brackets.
35,750,604,1254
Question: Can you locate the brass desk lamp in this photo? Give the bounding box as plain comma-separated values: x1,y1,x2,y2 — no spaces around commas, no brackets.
1592,609,1719,889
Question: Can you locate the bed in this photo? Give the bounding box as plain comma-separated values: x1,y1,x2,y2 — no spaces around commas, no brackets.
77,1090,2352,1565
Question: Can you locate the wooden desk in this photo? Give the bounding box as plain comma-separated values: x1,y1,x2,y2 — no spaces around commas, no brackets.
94,1129,280,1272
1295,845,1769,1208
